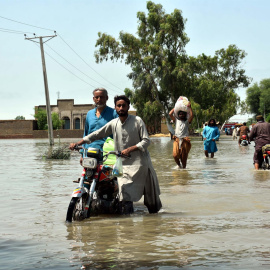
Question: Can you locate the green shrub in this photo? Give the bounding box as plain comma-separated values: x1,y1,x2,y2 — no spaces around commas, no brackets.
46,146,71,160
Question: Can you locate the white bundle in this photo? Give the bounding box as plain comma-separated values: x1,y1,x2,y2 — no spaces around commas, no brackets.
174,96,190,120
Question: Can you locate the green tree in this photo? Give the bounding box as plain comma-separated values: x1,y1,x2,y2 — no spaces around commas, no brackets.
52,112,64,130
15,116,25,120
186,46,249,121
34,109,47,130
246,83,261,114
34,109,64,130
95,1,250,131
259,79,270,117
239,100,250,115
246,79,270,118
95,1,189,125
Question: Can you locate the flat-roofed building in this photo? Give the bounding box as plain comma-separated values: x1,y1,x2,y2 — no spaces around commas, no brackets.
35,99,94,130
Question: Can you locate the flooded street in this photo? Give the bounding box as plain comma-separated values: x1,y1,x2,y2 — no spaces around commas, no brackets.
1,137,270,269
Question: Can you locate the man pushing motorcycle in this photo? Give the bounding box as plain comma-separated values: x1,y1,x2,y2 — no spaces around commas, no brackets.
249,115,270,170
70,95,162,214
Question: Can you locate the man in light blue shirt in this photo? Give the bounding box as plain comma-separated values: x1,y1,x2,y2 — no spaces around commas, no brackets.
81,88,118,161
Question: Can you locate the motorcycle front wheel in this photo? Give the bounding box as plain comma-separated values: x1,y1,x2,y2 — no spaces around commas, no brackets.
66,195,91,222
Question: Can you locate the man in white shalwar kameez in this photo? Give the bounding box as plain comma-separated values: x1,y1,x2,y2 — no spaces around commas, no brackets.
70,95,162,214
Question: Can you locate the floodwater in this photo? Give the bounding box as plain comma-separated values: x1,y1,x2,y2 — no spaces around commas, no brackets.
1,136,270,270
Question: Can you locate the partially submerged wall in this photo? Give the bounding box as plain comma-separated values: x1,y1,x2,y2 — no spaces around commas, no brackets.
0,120,84,139
0,120,38,138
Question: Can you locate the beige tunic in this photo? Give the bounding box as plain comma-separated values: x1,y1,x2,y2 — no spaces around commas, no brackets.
83,115,162,212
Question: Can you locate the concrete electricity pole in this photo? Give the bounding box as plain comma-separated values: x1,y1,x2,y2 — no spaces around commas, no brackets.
25,33,57,146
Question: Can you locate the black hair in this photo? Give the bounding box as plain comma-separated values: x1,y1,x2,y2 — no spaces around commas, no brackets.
208,118,217,126
114,95,130,106
177,110,187,121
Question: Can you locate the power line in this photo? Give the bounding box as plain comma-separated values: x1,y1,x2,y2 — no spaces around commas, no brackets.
46,51,97,88
32,42,96,88
1,15,126,94
57,33,124,93
0,15,55,32
45,43,123,94
0,29,22,35
0,27,34,35
32,39,124,93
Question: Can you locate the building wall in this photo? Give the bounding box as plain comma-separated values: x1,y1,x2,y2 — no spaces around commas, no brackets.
0,119,84,139
0,120,38,138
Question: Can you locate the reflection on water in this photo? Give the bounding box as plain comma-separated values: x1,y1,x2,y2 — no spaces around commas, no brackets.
252,170,270,182
170,169,193,185
1,137,270,269
66,215,198,269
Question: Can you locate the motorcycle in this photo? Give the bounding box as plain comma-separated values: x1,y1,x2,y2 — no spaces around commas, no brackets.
240,135,249,146
66,146,128,222
262,144,270,170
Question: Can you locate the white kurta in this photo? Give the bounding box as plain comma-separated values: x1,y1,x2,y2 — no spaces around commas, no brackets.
83,114,162,212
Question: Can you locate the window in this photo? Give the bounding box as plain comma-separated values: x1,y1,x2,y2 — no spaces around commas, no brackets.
75,118,80,129
62,117,70,129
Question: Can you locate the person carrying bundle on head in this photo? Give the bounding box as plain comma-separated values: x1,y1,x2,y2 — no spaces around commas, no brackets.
169,96,194,169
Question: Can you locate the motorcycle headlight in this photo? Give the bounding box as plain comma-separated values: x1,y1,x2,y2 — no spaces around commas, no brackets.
83,157,97,169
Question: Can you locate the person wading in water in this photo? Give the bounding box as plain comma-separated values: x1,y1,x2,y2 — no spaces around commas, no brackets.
169,102,194,168
203,119,220,158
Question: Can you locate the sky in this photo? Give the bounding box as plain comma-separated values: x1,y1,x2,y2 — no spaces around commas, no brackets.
1,0,270,120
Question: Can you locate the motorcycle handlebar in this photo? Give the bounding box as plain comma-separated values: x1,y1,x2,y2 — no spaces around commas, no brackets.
70,146,131,159
73,145,83,151
103,151,131,159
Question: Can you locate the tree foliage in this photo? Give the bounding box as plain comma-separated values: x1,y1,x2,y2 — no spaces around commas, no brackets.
95,1,251,131
34,109,64,130
246,83,261,114
34,109,47,130
239,100,250,115
246,78,270,119
15,116,25,120
51,112,65,130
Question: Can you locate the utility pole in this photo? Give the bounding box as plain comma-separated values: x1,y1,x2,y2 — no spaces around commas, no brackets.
25,33,57,145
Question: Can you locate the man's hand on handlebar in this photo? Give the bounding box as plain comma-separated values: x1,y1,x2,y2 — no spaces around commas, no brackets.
69,143,77,150
69,139,85,150
121,145,137,157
